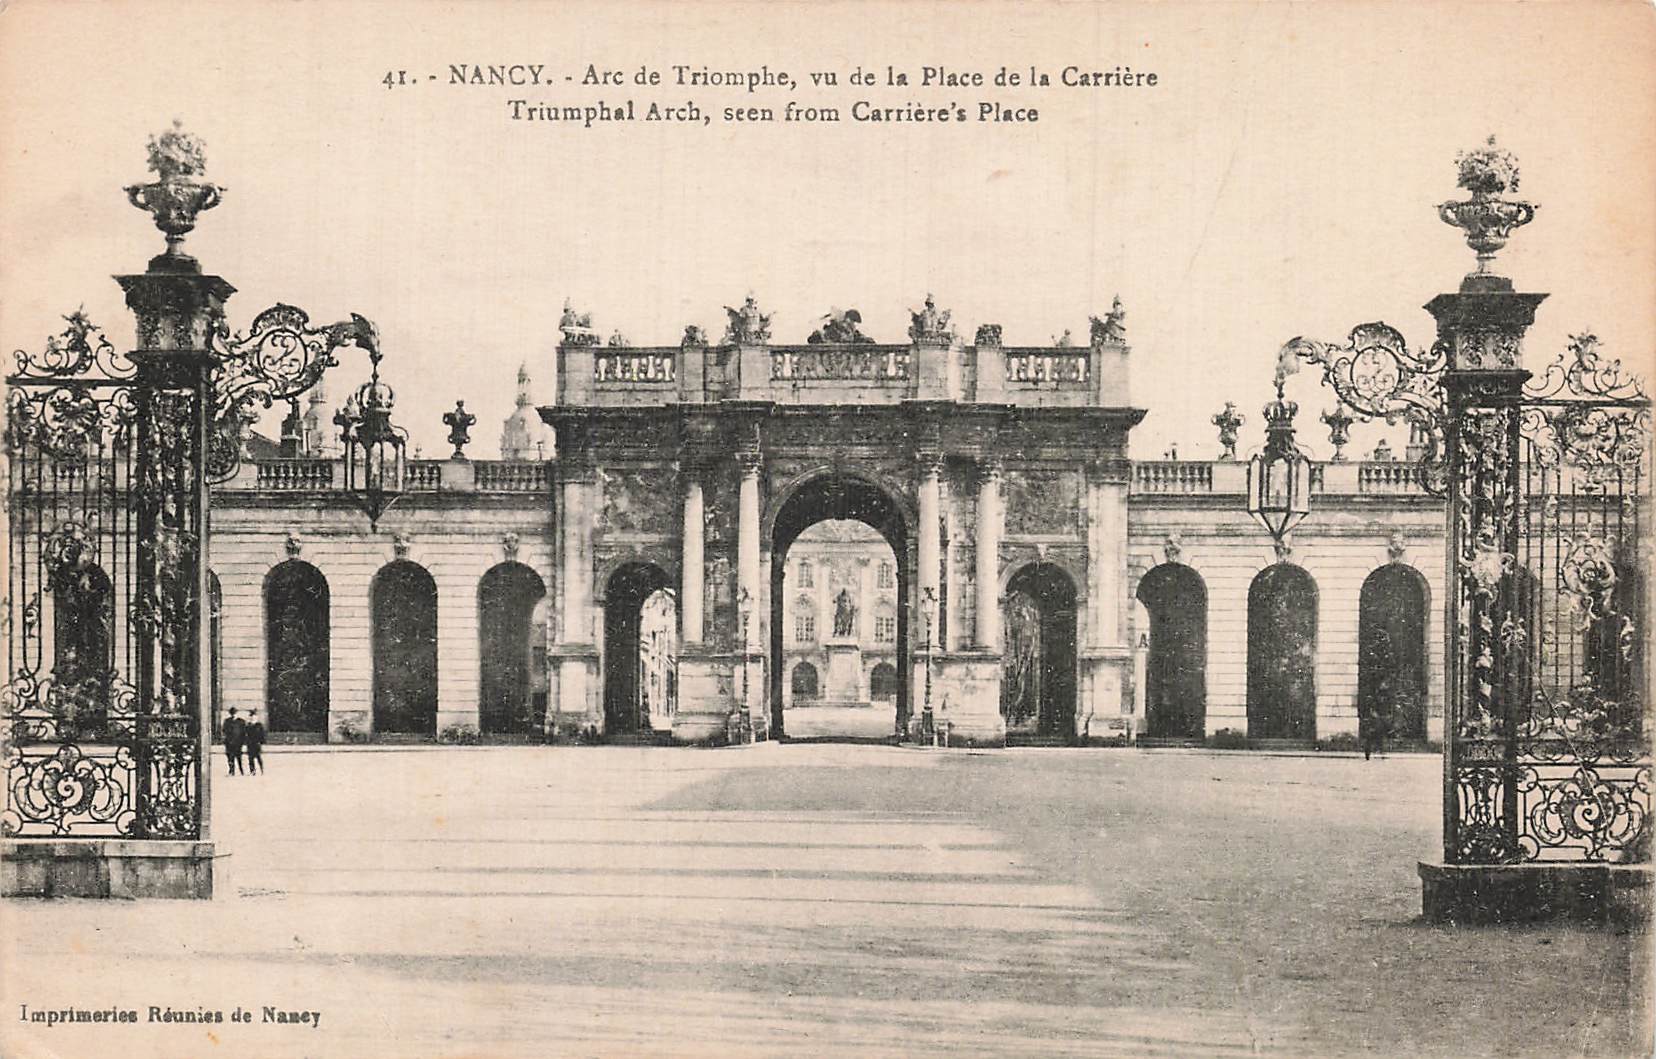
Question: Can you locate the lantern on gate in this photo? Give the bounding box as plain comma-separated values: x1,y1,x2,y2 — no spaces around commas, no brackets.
333,342,407,529
1246,380,1313,550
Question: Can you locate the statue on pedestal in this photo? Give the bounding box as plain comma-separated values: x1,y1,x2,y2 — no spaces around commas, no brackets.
833,588,856,637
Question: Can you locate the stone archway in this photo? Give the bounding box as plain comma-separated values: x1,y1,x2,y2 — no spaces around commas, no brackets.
1136,562,1208,739
372,560,438,736
602,561,674,735
478,561,548,736
266,559,330,735
1247,563,1318,741
1002,562,1079,742
1358,563,1429,743
767,471,910,740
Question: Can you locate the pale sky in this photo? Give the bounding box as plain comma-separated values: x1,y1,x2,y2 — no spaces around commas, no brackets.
3,0,1652,460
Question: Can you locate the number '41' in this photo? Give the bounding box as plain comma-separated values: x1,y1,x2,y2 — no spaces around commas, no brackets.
382,70,408,89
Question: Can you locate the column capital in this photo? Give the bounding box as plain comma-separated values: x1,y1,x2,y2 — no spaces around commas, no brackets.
1085,456,1132,485
976,454,1004,484
736,450,764,477
916,450,946,478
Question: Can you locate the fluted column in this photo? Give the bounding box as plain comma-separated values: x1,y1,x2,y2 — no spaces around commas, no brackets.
917,453,943,637
975,457,1003,651
680,473,704,644
736,452,763,647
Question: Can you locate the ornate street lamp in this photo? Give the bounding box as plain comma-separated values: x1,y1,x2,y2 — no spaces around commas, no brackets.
1246,379,1312,552
333,340,407,529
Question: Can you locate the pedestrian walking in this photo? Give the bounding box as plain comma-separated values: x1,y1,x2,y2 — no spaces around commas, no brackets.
244,714,267,775
223,708,246,776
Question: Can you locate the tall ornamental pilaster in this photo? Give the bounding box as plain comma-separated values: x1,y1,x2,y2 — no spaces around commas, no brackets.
736,451,763,640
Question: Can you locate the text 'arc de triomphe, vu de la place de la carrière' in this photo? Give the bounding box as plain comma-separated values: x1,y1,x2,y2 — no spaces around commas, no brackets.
542,297,1144,745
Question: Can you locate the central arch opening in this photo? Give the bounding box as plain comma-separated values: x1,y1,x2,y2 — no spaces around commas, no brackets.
769,473,909,741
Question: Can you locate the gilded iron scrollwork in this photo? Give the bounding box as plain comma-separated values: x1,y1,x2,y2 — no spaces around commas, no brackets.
1276,321,1448,494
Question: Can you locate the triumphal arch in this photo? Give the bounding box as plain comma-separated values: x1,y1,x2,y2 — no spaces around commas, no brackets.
541,295,1144,745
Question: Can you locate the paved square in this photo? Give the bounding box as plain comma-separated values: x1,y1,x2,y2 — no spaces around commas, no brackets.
3,745,1648,1057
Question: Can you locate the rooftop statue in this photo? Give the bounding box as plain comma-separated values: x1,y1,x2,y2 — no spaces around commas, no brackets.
908,294,953,343
724,294,772,344
558,299,599,346
1090,295,1126,345
809,308,873,344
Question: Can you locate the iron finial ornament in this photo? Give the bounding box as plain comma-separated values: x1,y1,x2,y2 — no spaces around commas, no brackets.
124,120,223,267
334,336,408,528
442,400,476,459
1321,404,1355,462
1211,402,1245,460
1438,135,1537,281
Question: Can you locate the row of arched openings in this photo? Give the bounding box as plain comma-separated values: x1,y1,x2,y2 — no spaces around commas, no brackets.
788,660,899,702
1136,561,1431,742
260,559,548,736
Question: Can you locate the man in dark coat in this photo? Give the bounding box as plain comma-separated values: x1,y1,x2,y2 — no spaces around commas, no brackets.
223,708,246,776
244,714,267,775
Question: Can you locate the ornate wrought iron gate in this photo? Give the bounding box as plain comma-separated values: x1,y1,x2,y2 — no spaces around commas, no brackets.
4,312,208,837
1447,337,1649,864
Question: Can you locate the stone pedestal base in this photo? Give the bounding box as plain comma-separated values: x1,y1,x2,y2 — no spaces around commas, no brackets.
1418,861,1651,924
824,639,862,702
547,644,600,738
929,651,1006,746
3,839,220,899
671,648,737,744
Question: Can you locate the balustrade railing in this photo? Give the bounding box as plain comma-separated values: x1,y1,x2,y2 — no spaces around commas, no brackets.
405,461,441,490
475,461,551,491
595,349,675,384
1003,348,1091,386
255,459,334,490
1358,461,1420,493
771,346,910,381
1133,461,1213,493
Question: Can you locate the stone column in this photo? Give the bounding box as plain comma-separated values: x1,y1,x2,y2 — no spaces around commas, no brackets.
680,473,704,644
975,457,1003,650
736,451,764,728
736,452,762,635
917,452,943,635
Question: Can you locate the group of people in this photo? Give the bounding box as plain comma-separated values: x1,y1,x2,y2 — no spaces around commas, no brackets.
222,708,266,775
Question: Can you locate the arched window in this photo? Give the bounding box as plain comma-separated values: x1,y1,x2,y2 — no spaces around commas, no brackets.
791,661,820,701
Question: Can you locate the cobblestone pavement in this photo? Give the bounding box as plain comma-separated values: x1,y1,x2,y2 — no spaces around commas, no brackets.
3,745,1649,1058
